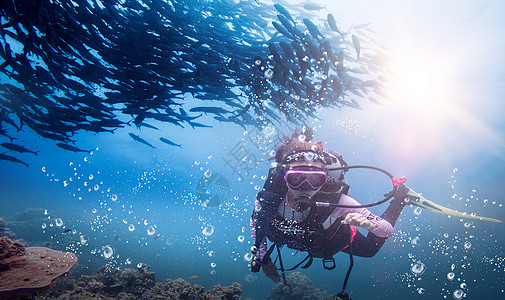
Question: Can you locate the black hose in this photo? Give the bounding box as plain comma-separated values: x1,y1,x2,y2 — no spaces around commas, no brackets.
322,165,400,208
341,235,354,294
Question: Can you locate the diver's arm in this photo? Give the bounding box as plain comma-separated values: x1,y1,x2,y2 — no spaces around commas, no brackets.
334,194,394,238
250,203,268,260
250,167,286,270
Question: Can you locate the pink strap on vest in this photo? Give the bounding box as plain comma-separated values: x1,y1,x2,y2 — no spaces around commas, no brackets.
342,225,357,250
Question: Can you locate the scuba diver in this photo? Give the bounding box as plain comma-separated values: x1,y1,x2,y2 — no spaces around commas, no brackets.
249,126,501,299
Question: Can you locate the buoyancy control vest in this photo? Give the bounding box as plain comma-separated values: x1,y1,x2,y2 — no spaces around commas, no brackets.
266,180,351,259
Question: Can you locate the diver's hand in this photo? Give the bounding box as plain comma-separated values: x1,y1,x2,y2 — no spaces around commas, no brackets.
262,260,280,283
342,212,379,231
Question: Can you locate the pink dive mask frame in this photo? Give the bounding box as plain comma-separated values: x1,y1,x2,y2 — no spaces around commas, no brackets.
284,169,328,190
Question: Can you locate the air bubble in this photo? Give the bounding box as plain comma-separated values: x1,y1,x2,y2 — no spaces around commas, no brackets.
147,226,156,236
237,235,245,242
453,289,464,299
464,241,471,249
411,262,426,276
128,224,135,232
103,245,114,259
303,152,315,161
55,218,64,227
447,272,455,281
264,69,273,79
262,126,275,137
244,253,253,262
202,225,215,237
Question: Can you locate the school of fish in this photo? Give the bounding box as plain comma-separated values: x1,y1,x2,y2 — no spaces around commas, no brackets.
0,0,391,167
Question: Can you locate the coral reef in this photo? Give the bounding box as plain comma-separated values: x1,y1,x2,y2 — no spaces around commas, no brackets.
268,272,331,300
38,264,242,300
142,278,242,300
0,237,78,298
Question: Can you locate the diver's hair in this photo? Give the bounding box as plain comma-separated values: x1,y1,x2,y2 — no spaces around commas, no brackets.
274,125,322,163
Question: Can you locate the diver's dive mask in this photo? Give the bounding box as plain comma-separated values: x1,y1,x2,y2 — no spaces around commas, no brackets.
284,169,328,190
284,169,328,212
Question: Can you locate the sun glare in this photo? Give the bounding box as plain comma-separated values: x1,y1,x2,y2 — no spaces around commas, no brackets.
389,51,454,116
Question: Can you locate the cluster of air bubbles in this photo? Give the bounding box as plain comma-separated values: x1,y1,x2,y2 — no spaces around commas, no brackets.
126,258,132,265
411,261,426,276
480,255,505,272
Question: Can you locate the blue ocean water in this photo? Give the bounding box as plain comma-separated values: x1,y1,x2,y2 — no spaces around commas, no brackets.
1,0,505,299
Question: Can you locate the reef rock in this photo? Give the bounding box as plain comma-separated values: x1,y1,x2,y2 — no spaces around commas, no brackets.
39,264,242,300
0,237,78,298
268,272,331,300
142,278,242,300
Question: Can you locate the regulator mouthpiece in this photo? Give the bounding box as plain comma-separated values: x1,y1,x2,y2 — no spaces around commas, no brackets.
293,194,311,212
